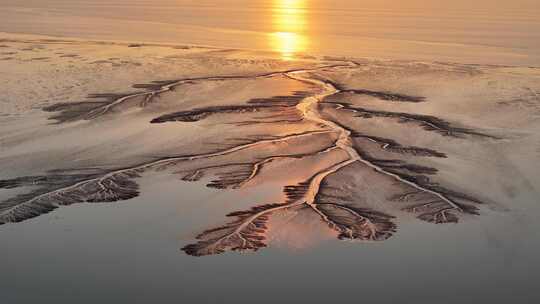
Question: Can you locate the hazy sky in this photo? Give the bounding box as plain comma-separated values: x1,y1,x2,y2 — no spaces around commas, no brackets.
1,0,539,9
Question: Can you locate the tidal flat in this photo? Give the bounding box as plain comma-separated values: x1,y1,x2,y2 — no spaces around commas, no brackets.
1,34,540,303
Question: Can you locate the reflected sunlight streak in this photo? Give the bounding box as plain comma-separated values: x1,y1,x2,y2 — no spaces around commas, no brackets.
271,0,309,60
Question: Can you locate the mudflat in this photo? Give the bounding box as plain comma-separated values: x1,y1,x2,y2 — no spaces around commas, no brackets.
1,33,540,303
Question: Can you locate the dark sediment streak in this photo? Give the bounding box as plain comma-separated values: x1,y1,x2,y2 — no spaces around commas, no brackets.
151,91,311,124
316,77,426,103
323,101,498,138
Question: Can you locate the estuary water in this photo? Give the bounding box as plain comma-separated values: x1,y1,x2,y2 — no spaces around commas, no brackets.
1,0,540,65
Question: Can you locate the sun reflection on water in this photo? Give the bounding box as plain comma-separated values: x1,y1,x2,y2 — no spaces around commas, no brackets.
271,0,309,60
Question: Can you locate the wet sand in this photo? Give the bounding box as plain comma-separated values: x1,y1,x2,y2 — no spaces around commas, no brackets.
1,34,540,303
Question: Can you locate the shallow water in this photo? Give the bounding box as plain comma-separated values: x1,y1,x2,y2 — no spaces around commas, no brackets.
1,0,540,65
2,173,539,303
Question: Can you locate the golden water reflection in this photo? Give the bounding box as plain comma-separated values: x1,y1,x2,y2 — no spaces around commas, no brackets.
271,0,309,60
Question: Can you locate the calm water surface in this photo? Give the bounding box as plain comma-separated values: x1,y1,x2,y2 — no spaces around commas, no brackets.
2,172,539,303
1,0,540,64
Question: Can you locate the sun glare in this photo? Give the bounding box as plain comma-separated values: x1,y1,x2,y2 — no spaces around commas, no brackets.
271,0,309,60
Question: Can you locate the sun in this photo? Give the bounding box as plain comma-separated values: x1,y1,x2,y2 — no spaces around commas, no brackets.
270,0,309,60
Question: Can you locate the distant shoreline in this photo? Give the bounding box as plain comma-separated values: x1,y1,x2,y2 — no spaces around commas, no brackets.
2,31,539,69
